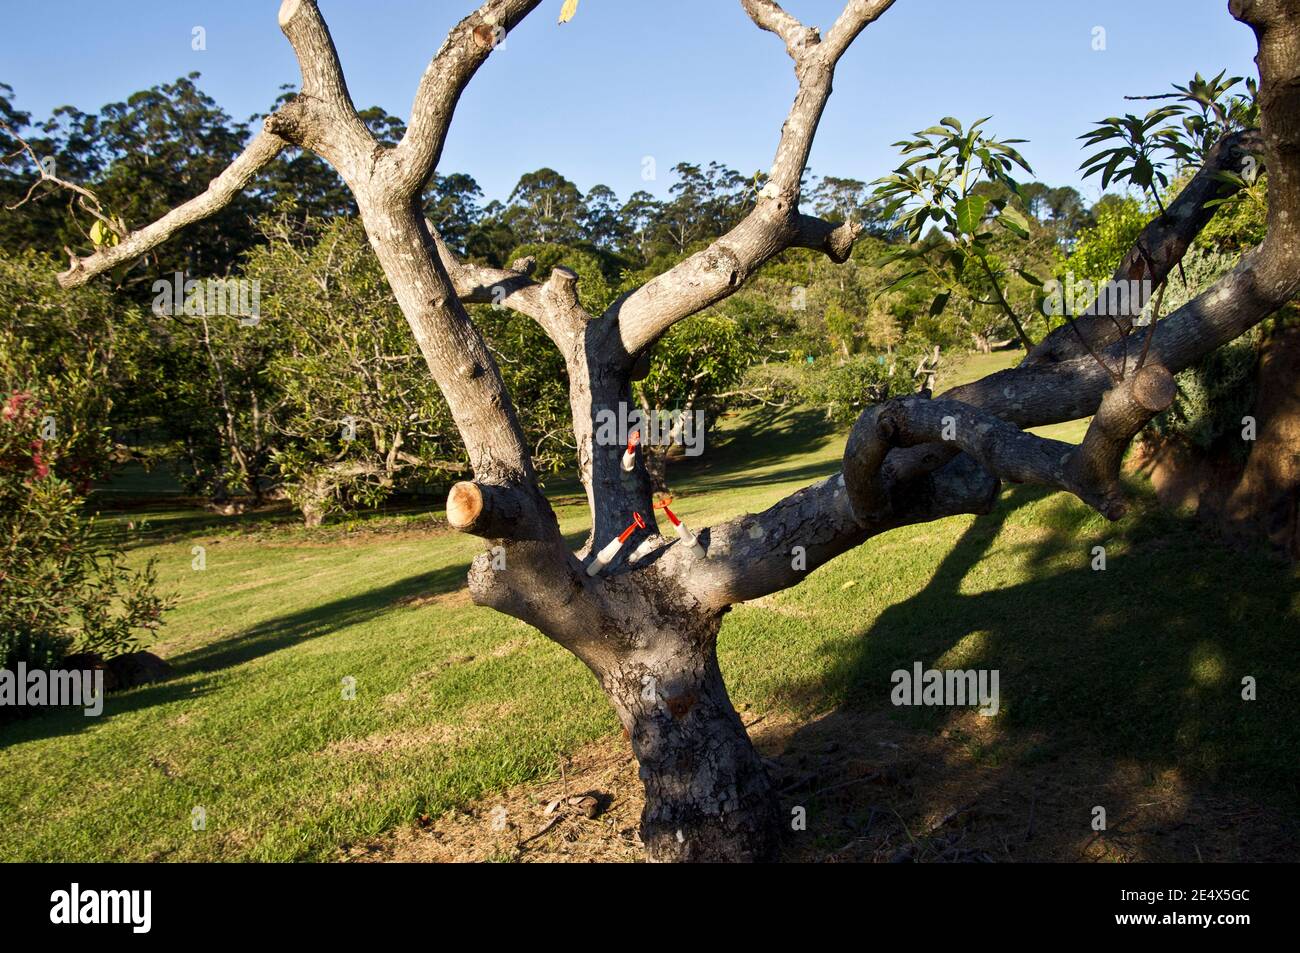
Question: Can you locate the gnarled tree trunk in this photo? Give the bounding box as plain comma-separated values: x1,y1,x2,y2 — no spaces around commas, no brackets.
600,627,781,861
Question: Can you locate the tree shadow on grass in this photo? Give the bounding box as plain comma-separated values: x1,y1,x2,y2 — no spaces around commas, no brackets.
0,561,472,748
0,675,223,751
672,408,841,488
89,500,303,552
170,561,470,675
767,484,1300,860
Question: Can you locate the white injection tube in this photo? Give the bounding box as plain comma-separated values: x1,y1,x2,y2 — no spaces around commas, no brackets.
661,504,705,558
585,512,646,576
621,430,641,472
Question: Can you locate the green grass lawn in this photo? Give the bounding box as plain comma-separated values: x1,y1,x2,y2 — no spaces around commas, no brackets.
2,360,1296,861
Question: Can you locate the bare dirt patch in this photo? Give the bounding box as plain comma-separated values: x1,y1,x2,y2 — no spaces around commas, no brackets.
381,652,484,708
738,595,812,619
344,705,1299,863
344,732,645,863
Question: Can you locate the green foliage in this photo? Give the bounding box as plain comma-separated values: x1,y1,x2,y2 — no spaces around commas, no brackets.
872,117,1042,349
1168,71,1259,165
0,254,170,661
873,116,1033,244
0,250,143,485
470,305,570,474
801,354,916,425
1079,105,1187,195
242,218,577,523
1066,196,1152,284
246,216,461,523
1196,176,1267,252
504,168,587,246
637,313,757,417
748,350,920,426
1069,64,1269,463
0,388,170,667
1079,71,1257,207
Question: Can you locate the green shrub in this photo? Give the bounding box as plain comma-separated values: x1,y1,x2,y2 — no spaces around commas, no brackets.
787,351,920,425
1,387,171,668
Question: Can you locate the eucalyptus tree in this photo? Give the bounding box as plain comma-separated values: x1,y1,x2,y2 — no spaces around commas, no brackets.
49,0,1300,861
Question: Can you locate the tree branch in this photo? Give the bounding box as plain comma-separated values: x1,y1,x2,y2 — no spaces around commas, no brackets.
387,0,544,196
610,0,895,357
822,0,896,58
278,0,359,111
673,453,999,611
56,129,286,288
447,480,526,538
1025,128,1264,365
276,0,376,176
870,364,1174,522
695,184,1298,606
674,0,1300,611
426,226,586,346
740,0,820,61
794,213,863,262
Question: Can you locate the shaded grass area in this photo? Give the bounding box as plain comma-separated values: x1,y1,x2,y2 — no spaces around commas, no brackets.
1,377,1296,860
725,484,1300,797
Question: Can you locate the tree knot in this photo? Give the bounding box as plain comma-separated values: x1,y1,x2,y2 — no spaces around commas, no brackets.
666,691,697,719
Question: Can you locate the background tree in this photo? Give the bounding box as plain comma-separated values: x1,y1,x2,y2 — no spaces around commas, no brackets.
633,312,757,487
618,189,662,262
580,183,627,251
504,167,586,244
248,215,461,525
425,172,485,253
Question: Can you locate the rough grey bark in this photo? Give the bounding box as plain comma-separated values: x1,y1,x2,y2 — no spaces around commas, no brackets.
601,618,781,862
51,0,1300,862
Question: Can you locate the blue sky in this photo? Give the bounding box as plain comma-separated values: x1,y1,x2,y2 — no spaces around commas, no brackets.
1,1,1257,206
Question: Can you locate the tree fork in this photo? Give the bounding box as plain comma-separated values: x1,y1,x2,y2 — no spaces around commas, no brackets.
36,0,1300,865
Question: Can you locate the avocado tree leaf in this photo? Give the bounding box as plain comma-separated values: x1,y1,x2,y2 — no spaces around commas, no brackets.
954,194,987,235
998,204,1031,238
89,219,118,248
